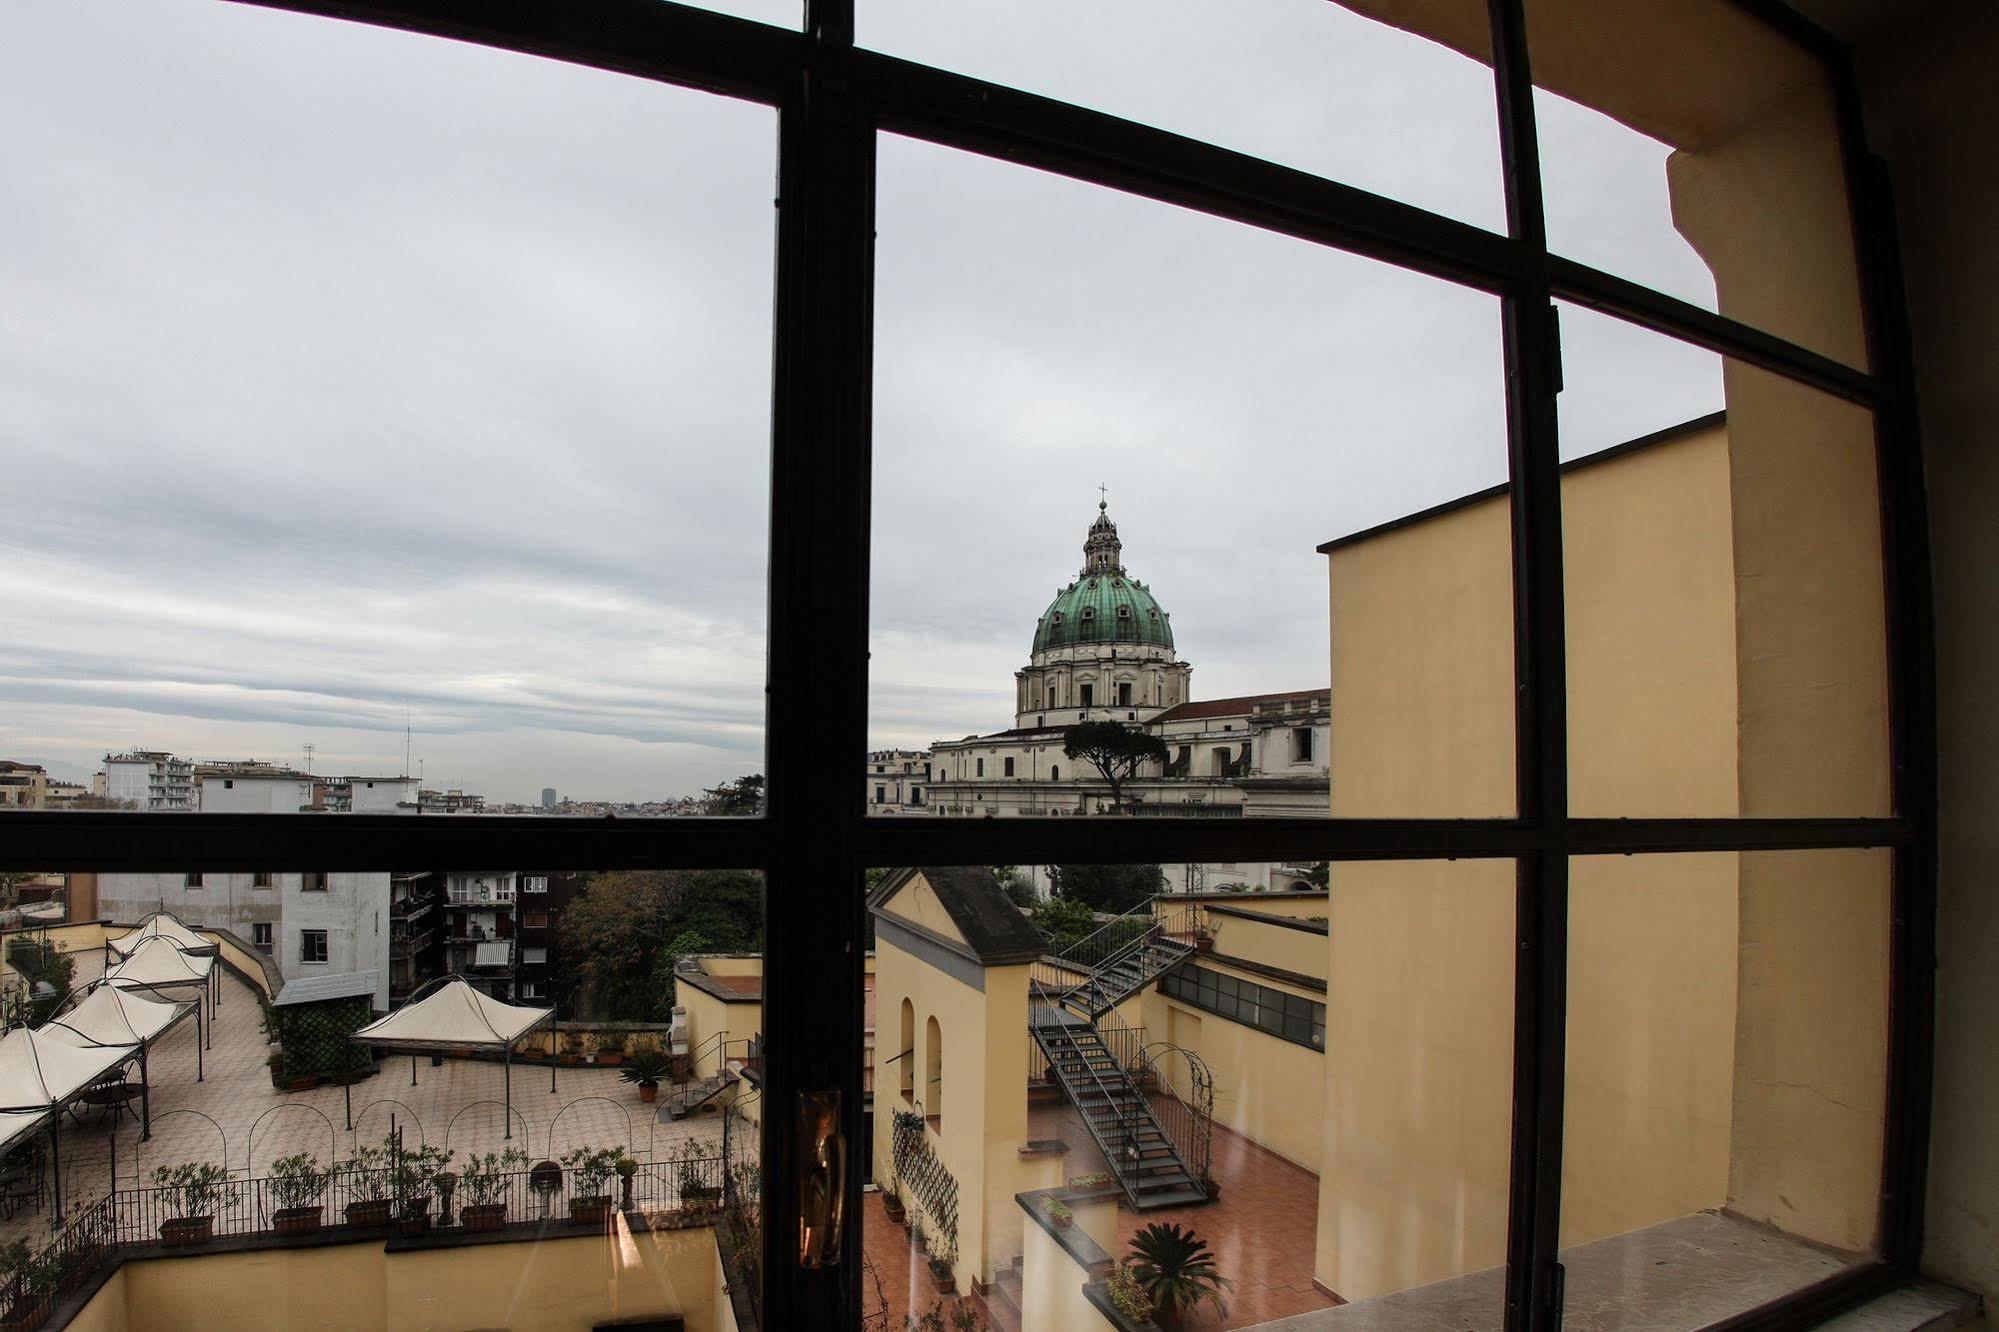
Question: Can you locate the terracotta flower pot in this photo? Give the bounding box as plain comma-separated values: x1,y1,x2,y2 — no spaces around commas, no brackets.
273,1206,323,1237
159,1216,214,1246
638,1083,657,1104
345,1199,394,1227
597,1053,623,1066
569,1196,614,1227
460,1203,508,1233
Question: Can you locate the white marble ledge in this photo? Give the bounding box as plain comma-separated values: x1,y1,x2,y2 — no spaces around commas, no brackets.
1247,1211,1983,1332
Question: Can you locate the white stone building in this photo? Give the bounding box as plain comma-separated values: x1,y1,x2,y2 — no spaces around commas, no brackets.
103,750,195,810
871,503,1331,894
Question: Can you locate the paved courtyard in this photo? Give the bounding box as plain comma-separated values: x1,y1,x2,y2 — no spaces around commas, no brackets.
2,952,719,1248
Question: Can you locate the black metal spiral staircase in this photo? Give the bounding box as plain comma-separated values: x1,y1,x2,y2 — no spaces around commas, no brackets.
1030,902,1207,1211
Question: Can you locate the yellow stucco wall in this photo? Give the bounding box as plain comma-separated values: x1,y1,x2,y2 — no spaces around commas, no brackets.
872,873,1037,1288
1019,1213,1120,1332
78,1227,726,1331
1728,849,1890,1253
1328,501,1515,818
1202,910,1327,980
1143,987,1326,1173
1316,859,1516,1301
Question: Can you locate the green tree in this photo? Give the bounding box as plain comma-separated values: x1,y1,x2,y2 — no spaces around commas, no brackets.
1031,897,1099,953
1048,864,1162,915
1061,722,1169,809
701,774,765,816
559,870,763,1020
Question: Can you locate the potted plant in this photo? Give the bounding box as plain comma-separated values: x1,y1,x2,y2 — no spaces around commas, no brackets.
949,1301,988,1332
154,1162,234,1245
1106,1258,1155,1327
594,1028,627,1066
676,1149,721,1212
269,1152,328,1236
1068,1172,1113,1190
1040,1196,1073,1230
881,1185,905,1225
620,1050,670,1104
527,1159,564,1220
927,1240,956,1294
1127,1222,1234,1330
389,1140,455,1235
343,1146,394,1226
558,1031,588,1066
265,1051,285,1089
560,1146,631,1226
458,1147,528,1232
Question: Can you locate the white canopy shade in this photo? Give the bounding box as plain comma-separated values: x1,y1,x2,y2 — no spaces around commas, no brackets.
105,935,215,992
106,913,214,960
0,1107,47,1157
0,1025,124,1115
352,978,551,1052
44,983,186,1050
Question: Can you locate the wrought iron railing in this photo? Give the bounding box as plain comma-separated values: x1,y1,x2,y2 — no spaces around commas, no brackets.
0,1149,730,1330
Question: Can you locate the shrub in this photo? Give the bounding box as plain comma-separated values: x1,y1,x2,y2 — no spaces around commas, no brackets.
1106,1258,1154,1324
268,1153,327,1211
153,1162,236,1219
459,1148,530,1207
1040,1197,1072,1225
560,1146,634,1199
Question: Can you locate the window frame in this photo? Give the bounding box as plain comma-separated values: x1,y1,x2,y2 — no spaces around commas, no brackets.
299,928,329,965
0,2,1932,1329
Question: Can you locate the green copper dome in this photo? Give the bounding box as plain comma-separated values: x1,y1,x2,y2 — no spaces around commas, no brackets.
1032,503,1175,654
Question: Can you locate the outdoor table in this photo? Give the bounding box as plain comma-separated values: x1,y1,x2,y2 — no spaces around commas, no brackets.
70,1082,140,1128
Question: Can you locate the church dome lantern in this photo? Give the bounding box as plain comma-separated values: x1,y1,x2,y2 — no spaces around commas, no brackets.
1032,501,1175,655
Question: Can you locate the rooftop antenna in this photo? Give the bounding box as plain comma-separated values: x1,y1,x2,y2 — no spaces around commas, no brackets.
301,743,316,774
404,704,413,779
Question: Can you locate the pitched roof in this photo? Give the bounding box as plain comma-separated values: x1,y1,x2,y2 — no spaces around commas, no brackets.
868,867,1044,965
1150,689,1329,724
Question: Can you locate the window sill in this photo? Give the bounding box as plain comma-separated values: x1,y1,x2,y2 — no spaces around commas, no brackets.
1270,1214,1982,1332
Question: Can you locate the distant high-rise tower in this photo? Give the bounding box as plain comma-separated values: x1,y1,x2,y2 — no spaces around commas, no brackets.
540,787,557,810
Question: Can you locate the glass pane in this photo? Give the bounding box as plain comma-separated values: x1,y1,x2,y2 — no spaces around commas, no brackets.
864,860,1508,1329
870,137,1514,820
1529,0,1869,369
1562,849,1888,1325
0,3,773,814
1558,303,1889,818
4,866,763,1330
861,0,1507,231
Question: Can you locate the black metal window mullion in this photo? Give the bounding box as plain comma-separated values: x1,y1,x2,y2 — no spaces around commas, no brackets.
760,0,873,1323
1486,3,1570,1331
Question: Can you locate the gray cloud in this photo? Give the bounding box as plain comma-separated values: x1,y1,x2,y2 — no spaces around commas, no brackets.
2,0,1722,801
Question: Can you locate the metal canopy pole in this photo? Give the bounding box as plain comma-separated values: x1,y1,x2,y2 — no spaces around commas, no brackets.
195,1002,204,1082
47,1119,60,1226
139,1044,151,1141
504,1048,513,1140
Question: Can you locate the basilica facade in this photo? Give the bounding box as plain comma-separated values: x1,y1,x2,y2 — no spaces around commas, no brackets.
864,502,1329,892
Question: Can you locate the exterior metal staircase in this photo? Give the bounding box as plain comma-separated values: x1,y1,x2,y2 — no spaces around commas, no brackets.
1029,899,1210,1210
1031,1007,1206,1209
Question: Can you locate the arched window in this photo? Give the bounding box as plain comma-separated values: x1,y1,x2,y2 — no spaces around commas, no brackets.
925,1015,943,1127
1050,764,1060,781
899,998,915,1101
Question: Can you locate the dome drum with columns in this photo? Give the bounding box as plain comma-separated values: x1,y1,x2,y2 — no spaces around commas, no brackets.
1016,502,1191,728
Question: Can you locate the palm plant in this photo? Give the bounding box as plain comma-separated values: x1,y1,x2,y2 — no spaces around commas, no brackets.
620,1050,671,1089
1127,1222,1232,1328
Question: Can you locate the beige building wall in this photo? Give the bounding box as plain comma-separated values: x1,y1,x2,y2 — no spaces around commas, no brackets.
871,877,1036,1289
1319,423,1748,1298
76,1228,725,1331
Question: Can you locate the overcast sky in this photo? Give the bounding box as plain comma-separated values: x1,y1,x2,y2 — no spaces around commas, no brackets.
1,0,1722,804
